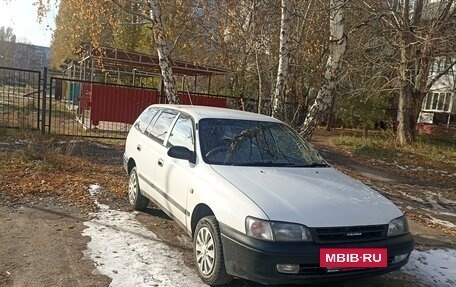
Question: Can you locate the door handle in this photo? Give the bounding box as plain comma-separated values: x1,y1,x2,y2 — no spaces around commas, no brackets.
137,144,141,151
158,159,164,167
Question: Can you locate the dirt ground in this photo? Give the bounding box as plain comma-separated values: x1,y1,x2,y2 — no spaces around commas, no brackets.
0,204,111,287
0,130,455,287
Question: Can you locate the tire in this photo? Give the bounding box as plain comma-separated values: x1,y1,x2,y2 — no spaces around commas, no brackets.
193,216,232,286
128,166,149,211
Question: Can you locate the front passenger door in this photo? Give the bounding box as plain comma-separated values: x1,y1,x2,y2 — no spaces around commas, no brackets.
156,114,195,227
139,110,178,209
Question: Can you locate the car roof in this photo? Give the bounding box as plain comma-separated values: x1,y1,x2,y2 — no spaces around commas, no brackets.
151,104,282,123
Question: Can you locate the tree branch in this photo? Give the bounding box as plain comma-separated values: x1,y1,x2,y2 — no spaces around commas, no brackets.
426,59,456,91
110,0,153,23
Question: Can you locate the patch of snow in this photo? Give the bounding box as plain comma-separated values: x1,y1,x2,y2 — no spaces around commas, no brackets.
57,140,80,145
427,215,456,229
424,191,438,196
420,208,456,218
395,164,407,170
88,184,102,196
92,142,110,149
403,249,456,287
87,185,109,211
83,186,205,287
438,193,456,205
14,140,31,145
369,159,453,177
396,190,426,204
426,195,446,211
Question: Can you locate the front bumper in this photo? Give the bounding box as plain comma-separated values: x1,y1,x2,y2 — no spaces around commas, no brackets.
220,224,414,285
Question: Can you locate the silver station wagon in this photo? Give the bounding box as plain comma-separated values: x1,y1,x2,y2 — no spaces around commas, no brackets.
123,104,414,286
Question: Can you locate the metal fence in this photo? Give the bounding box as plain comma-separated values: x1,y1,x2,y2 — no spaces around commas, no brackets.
1,65,295,139
48,77,160,139
0,66,41,130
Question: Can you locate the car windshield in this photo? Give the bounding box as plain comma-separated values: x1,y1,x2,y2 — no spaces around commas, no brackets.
199,118,327,167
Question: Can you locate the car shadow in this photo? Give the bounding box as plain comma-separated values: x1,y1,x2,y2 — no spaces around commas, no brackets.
143,205,173,220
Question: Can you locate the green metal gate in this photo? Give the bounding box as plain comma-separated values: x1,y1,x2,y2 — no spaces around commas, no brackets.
0,66,42,131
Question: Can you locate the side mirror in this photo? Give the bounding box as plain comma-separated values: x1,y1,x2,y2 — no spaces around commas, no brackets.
168,146,195,163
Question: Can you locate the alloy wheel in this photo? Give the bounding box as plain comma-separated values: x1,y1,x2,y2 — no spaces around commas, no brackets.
195,226,215,275
128,172,137,204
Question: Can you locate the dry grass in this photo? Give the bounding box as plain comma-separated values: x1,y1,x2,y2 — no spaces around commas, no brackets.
0,134,127,209
330,129,456,171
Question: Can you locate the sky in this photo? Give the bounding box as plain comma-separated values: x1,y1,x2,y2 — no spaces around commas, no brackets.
0,0,58,47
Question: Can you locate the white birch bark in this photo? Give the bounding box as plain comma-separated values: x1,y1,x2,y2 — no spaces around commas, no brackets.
271,0,291,120
148,0,179,104
299,0,347,140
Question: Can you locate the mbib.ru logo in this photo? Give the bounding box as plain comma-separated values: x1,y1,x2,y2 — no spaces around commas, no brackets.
320,248,387,268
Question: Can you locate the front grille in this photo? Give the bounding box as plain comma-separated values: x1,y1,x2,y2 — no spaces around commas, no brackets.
313,225,388,243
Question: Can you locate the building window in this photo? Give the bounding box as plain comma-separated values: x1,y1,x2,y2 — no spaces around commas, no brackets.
422,92,454,113
429,56,456,76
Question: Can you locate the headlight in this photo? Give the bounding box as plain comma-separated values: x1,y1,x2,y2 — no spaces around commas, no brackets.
246,217,312,241
246,217,273,240
271,222,312,241
387,216,409,236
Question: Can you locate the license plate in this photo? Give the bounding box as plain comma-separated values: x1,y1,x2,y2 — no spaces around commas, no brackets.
320,248,387,268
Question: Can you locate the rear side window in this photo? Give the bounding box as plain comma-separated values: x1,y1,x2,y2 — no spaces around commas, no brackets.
135,107,159,133
146,111,178,144
167,115,194,151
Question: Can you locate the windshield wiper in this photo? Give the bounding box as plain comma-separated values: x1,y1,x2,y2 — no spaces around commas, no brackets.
273,162,329,167
228,161,330,167
236,161,293,167
302,163,329,167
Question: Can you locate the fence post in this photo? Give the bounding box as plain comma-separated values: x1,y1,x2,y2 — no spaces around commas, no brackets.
41,67,47,134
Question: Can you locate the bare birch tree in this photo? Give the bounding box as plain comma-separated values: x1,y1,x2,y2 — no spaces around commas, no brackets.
147,0,179,103
299,0,348,139
39,0,180,103
271,0,292,120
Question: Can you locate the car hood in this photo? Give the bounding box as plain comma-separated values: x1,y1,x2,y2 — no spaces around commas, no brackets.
210,165,402,227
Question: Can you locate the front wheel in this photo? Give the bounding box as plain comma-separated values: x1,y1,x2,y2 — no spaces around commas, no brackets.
193,216,232,286
128,166,149,211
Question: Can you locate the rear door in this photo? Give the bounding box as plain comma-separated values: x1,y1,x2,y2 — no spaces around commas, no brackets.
126,106,159,178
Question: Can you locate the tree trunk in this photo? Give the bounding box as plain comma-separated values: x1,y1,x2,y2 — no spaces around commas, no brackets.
256,50,263,114
325,94,336,131
396,1,413,146
410,90,426,140
397,45,412,146
299,0,347,140
271,0,292,120
148,0,179,104
363,123,369,138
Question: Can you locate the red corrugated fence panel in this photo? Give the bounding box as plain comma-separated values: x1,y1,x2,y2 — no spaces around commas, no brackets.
178,93,227,108
90,84,159,126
